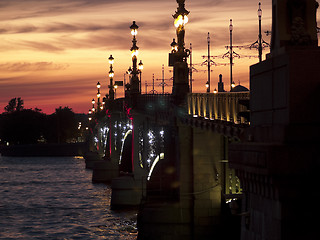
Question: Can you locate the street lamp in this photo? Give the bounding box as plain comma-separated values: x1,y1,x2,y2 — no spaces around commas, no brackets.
170,0,190,100
97,82,101,111
205,81,210,93
108,54,114,65
231,81,236,89
125,67,132,92
130,21,138,36
92,99,95,112
173,0,189,54
258,2,263,62
114,84,118,99
109,69,114,78
88,109,92,121
129,21,140,94
108,55,115,100
258,1,262,19
138,60,143,93
229,19,234,91
102,97,106,109
171,38,178,53
138,60,143,71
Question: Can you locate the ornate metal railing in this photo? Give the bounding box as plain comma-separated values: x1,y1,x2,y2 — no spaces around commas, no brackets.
187,92,250,124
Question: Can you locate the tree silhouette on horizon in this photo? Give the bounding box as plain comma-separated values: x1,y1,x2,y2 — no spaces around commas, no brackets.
0,99,79,145
4,97,24,113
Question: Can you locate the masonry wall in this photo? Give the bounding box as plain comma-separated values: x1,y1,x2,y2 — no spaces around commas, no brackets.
192,128,223,238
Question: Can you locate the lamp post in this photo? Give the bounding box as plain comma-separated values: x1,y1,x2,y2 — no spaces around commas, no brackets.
97,82,101,111
102,97,106,109
229,19,234,91
258,2,263,62
189,42,193,93
138,60,143,94
129,21,140,95
171,38,178,53
207,32,211,93
114,84,118,99
173,0,189,54
92,99,95,113
88,109,92,121
231,81,236,90
205,81,210,93
248,2,270,62
123,72,128,94
170,0,190,101
108,55,115,100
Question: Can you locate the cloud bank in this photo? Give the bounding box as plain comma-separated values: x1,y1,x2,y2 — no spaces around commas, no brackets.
0,0,283,113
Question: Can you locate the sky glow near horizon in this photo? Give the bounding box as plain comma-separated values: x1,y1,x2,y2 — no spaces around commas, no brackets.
0,0,318,114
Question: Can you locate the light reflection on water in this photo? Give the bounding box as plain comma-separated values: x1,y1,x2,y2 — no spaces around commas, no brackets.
0,156,137,240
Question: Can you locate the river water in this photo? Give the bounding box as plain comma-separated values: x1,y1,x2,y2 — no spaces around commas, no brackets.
0,156,138,240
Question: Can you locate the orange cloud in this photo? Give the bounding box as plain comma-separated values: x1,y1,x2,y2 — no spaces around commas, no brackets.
0,0,317,114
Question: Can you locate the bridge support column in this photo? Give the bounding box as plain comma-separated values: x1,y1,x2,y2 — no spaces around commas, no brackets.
138,122,226,239
92,114,120,183
172,61,189,105
137,124,193,240
190,127,223,239
111,113,147,208
84,151,102,169
92,160,119,183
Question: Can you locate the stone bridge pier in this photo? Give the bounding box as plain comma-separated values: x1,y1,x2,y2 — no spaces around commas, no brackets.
137,100,246,240
137,123,226,240
110,111,149,208
91,111,123,182
110,95,174,208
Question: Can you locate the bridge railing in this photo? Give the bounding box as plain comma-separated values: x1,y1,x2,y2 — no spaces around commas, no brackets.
187,92,250,124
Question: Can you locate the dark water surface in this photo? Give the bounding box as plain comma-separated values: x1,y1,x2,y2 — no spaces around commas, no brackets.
0,156,137,240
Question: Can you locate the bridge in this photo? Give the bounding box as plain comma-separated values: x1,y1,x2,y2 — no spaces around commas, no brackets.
85,91,249,239
83,0,320,240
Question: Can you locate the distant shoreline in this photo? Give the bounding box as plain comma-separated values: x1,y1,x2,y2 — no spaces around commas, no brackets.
0,142,87,157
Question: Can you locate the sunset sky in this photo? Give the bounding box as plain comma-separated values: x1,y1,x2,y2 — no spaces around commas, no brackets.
0,0,318,114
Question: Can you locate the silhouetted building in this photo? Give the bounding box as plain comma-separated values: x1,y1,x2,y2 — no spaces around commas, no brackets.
230,84,249,92
218,74,225,92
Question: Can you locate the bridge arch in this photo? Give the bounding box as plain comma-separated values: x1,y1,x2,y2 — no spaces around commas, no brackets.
119,129,133,173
